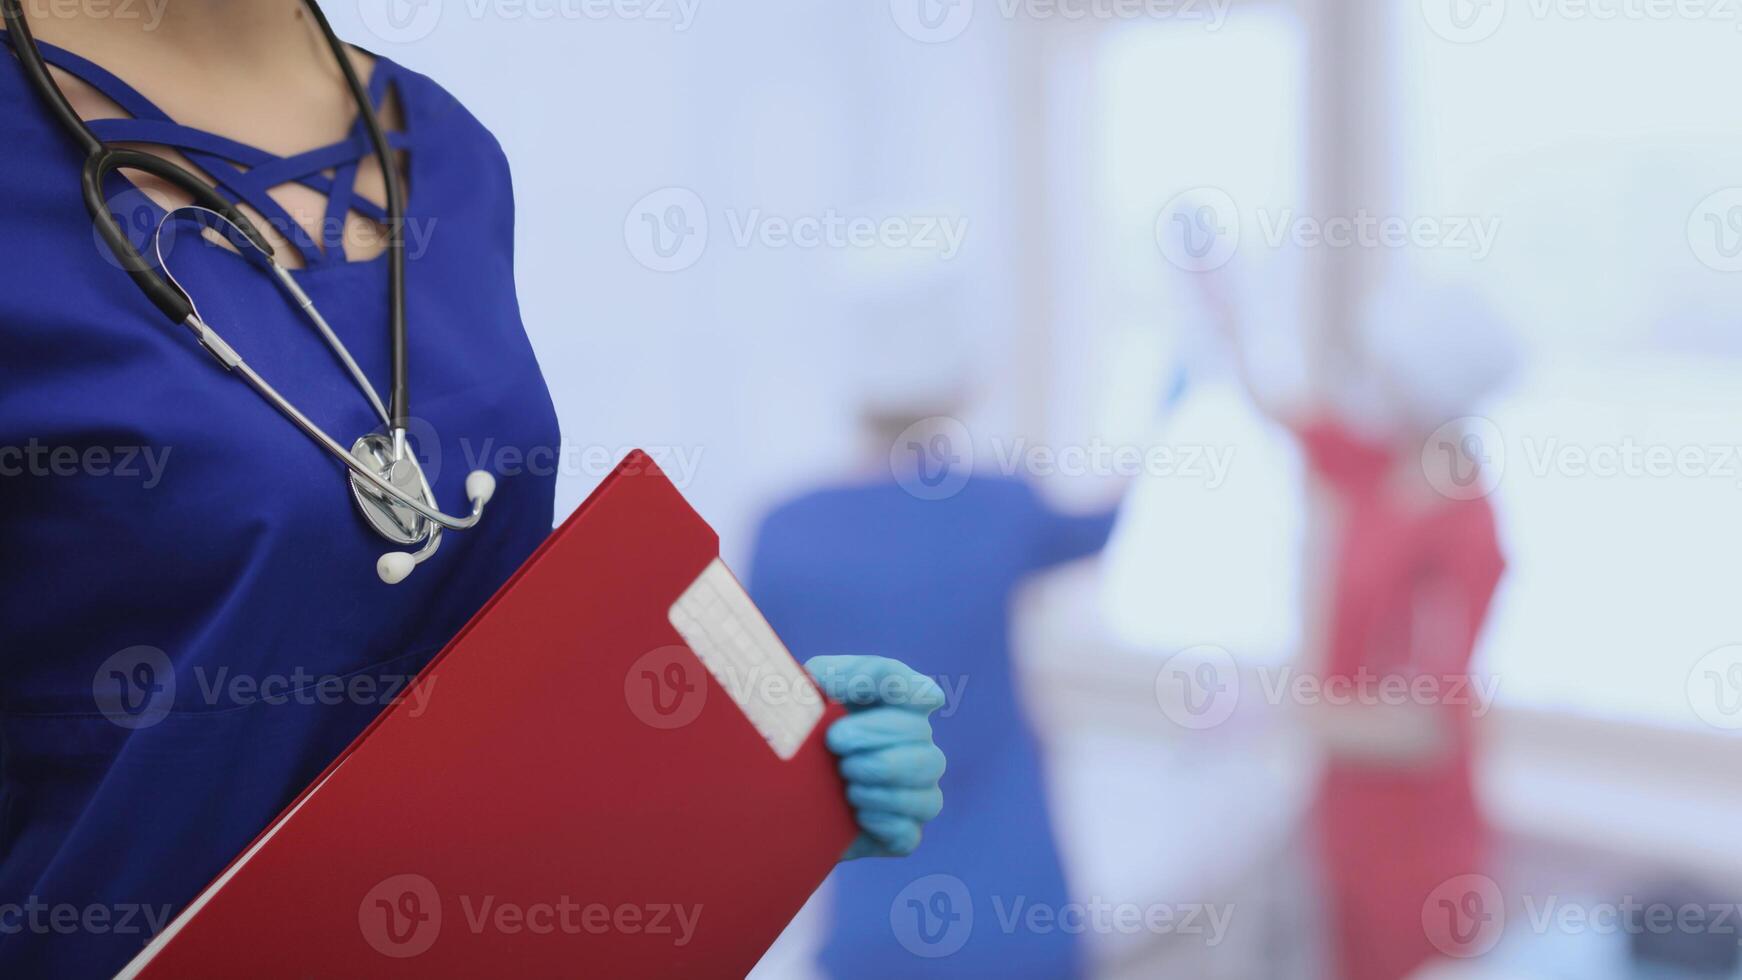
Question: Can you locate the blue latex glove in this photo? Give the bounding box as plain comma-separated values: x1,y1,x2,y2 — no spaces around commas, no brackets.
805,656,947,861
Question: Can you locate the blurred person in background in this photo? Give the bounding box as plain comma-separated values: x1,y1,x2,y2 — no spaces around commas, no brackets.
1207,269,1517,980
748,256,1130,979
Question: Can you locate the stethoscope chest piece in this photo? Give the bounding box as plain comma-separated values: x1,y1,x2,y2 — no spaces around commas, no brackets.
349,433,438,549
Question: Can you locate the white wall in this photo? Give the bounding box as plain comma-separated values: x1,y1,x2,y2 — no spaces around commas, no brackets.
329,2,1025,562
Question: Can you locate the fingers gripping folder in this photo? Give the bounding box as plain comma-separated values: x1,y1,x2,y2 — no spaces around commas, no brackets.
121,451,857,979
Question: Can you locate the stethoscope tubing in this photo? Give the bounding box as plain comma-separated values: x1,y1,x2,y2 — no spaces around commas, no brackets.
217,335,485,533
3,0,495,560
298,0,410,433
2,0,408,426
146,204,481,532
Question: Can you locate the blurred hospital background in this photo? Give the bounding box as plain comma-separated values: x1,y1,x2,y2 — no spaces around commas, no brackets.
333,1,1742,977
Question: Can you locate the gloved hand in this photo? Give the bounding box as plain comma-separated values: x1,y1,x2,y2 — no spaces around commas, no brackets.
805,655,947,861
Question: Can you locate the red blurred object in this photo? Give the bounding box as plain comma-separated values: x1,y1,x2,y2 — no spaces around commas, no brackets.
122,450,855,979
1298,420,1506,980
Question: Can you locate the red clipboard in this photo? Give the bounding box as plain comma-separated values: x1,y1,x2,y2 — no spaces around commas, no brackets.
121,450,856,978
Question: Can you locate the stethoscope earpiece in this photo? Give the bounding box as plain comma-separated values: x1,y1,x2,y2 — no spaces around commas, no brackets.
377,552,418,586
466,471,498,508
371,468,500,586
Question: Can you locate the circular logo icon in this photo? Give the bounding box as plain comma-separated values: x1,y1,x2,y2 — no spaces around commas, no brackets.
1422,874,1506,959
889,0,974,43
1155,644,1240,730
356,0,444,44
625,187,709,273
1422,416,1505,501
1688,644,1742,731
1156,188,1240,272
890,874,974,958
890,417,974,501
625,645,709,730
1420,0,1506,44
92,646,176,730
96,188,175,273
1688,188,1742,273
359,873,443,959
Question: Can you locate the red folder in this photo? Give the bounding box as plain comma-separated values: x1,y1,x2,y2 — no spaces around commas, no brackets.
122,450,856,978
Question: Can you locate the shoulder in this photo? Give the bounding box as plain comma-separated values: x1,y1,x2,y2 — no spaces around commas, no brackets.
975,474,1037,504
753,482,899,549
758,486,856,537
955,474,1040,519
361,50,515,184
760,476,1033,534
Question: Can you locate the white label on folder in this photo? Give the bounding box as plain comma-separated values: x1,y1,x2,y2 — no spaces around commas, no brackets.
668,559,824,760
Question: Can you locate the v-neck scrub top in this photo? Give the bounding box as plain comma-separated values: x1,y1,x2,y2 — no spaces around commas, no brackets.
0,36,560,976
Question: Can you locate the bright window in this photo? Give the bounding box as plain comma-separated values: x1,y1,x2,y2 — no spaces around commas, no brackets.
1394,7,1742,728
1056,12,1312,663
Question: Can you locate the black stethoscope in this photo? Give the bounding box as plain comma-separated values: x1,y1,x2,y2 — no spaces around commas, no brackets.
2,0,495,585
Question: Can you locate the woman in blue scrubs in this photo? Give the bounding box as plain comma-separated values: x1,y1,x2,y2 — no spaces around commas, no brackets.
752,414,1123,979
0,4,945,976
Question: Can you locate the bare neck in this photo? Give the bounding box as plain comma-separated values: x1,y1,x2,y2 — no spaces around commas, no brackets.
20,0,314,72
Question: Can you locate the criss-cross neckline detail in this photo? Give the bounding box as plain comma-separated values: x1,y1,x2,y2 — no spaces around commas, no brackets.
2,31,412,270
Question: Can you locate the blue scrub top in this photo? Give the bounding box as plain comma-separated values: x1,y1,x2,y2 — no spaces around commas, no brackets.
0,38,559,976
750,476,1118,979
